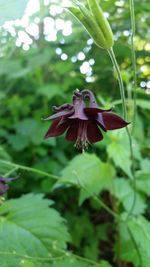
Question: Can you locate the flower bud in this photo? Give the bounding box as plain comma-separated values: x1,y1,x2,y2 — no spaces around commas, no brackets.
67,1,114,49
87,0,114,48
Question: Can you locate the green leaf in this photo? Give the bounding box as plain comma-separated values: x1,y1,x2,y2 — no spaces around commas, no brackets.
13,119,46,146
141,159,150,172
98,261,112,267
0,147,13,175
27,50,52,69
51,257,87,267
0,0,28,25
0,59,30,79
136,99,150,110
21,260,36,267
0,194,70,266
7,134,29,151
136,171,150,196
132,113,145,142
118,221,139,266
56,153,115,204
107,130,133,178
112,178,146,215
37,84,64,100
0,146,11,161
0,221,48,267
124,216,150,267
15,119,38,137
51,257,112,267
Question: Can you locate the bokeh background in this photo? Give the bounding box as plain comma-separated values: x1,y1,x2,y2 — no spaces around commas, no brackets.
0,0,150,266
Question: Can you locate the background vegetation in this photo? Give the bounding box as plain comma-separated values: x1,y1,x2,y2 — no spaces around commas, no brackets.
0,0,150,266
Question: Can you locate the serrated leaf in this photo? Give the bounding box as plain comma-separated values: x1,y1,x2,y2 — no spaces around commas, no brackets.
56,153,115,204
0,194,70,266
0,221,48,267
112,178,146,215
126,216,150,267
107,130,133,178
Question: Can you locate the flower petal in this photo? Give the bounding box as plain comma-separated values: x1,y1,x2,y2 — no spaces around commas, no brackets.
82,89,98,108
44,118,69,138
87,122,103,143
84,107,112,115
96,114,107,132
53,104,73,112
102,112,129,130
65,122,78,142
0,182,9,196
43,109,74,121
69,98,88,120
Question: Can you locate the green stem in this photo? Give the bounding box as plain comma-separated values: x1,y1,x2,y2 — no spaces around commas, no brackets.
107,47,127,120
0,159,59,180
76,174,120,220
107,48,136,218
125,127,136,219
0,248,101,266
0,251,65,263
3,167,18,178
129,0,137,128
53,246,101,266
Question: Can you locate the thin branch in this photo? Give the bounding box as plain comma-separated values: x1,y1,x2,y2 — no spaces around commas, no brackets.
3,167,18,178
75,173,120,221
129,0,137,129
107,48,127,120
0,251,64,263
0,159,59,180
0,248,101,266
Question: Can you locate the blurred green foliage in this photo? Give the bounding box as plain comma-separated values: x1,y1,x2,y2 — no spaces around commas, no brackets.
0,0,150,266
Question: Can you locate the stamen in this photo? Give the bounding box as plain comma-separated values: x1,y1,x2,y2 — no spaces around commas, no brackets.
75,121,89,151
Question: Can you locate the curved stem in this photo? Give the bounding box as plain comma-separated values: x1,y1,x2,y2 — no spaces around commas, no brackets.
0,251,65,263
107,48,136,218
125,127,136,219
106,47,140,267
107,47,127,120
75,172,120,220
0,159,59,180
52,246,102,266
0,248,104,266
129,0,137,128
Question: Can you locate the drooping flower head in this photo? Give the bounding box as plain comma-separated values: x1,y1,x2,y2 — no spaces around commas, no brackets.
44,89,129,151
0,177,16,196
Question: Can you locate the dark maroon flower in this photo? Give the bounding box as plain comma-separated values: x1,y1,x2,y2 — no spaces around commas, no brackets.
0,177,15,196
44,89,129,151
